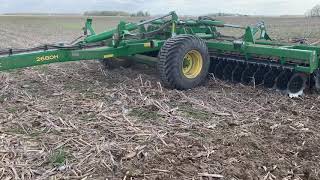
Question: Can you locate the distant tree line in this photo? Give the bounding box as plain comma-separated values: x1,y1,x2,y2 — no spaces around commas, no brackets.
84,11,150,17
306,5,320,17
84,11,130,16
130,11,150,17
3,13,81,16
206,13,248,17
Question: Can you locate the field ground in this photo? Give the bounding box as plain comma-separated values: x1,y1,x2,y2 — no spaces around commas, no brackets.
0,15,320,180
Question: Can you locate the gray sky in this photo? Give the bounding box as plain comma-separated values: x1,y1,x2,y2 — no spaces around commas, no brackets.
0,0,319,15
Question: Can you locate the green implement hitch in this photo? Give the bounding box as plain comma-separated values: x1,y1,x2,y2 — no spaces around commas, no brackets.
0,11,320,96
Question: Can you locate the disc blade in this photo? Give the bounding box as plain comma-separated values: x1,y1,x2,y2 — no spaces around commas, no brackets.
263,67,281,89
275,69,293,92
287,73,307,98
232,62,246,83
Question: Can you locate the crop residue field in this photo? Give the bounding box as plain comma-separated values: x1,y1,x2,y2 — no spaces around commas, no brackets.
0,15,320,179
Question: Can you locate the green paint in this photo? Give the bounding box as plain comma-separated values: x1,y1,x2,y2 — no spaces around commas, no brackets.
0,11,319,74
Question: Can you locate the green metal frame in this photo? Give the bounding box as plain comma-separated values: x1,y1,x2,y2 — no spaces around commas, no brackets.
0,11,319,74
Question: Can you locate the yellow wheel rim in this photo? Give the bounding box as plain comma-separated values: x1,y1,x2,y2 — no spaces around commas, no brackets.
182,50,203,79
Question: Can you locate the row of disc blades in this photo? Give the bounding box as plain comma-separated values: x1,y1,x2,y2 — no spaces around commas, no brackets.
210,57,309,97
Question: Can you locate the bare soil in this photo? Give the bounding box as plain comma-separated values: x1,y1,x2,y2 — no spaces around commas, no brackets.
0,15,320,180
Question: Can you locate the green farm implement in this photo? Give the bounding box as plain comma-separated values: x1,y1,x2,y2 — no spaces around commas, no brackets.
1,11,320,96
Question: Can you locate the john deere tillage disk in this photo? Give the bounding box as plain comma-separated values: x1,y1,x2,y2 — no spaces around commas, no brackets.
1,12,320,96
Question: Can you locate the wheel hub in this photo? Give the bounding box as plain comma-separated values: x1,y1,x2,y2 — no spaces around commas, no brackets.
182,50,203,79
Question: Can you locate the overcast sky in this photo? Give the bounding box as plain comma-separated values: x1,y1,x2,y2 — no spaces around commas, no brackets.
0,0,319,15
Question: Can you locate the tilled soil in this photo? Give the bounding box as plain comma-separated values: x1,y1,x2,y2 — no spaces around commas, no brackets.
0,15,320,180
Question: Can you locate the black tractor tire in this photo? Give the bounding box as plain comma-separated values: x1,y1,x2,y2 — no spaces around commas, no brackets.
99,57,133,70
158,35,210,90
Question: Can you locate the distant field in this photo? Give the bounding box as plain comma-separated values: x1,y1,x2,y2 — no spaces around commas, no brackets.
1,15,320,180
220,16,320,41
0,15,144,48
0,15,319,49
